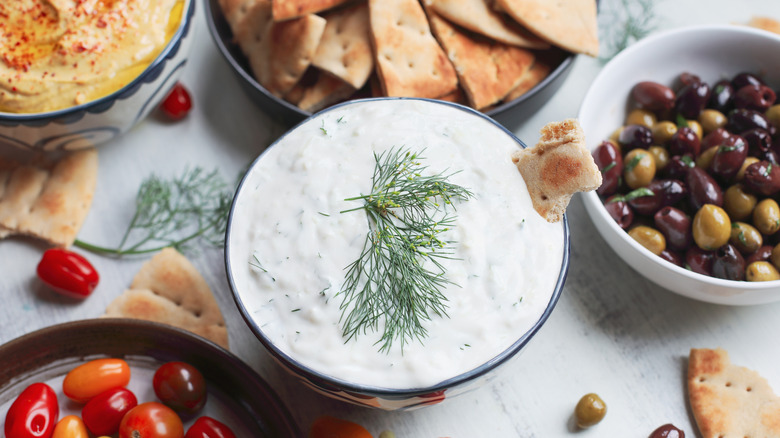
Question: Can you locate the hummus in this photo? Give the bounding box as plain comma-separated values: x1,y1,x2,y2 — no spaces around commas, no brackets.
0,0,184,114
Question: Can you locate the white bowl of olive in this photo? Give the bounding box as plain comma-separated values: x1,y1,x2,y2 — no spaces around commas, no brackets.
579,24,780,305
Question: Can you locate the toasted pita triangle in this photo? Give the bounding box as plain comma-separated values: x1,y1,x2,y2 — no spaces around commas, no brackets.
272,0,352,21
312,2,373,89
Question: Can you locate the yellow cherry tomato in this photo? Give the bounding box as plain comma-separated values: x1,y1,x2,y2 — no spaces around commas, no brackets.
53,415,89,438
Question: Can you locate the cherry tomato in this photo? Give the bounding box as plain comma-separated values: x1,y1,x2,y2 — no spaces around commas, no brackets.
184,417,236,438
310,416,372,438
4,382,59,438
153,362,207,414
52,415,89,438
36,248,99,299
63,358,131,403
160,83,192,120
82,387,138,436
119,402,184,438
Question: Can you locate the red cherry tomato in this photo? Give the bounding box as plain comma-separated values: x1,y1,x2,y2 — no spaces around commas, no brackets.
152,362,207,414
4,382,59,438
63,358,131,403
184,417,236,438
160,83,192,120
82,387,138,436
119,402,184,438
36,248,99,299
52,415,89,438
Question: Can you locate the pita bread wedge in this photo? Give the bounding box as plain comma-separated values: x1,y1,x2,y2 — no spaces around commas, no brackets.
504,55,554,101
312,3,373,89
0,149,97,247
218,0,259,30
424,0,548,49
105,248,229,349
427,9,534,110
234,0,326,97
272,0,352,21
512,119,601,222
369,0,458,99
688,348,780,438
297,72,356,112
494,0,599,56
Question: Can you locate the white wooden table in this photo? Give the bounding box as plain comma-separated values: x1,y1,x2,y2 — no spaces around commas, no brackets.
2,0,779,436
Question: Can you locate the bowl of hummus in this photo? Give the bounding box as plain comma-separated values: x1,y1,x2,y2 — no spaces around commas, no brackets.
225,98,576,410
0,0,196,152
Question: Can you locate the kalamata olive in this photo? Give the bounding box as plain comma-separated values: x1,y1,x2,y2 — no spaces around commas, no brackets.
696,146,718,170
654,206,692,251
711,244,746,281
649,423,685,438
743,129,773,158
698,109,727,135
652,121,677,145
723,184,757,221
604,195,634,229
701,127,733,150
709,79,734,113
727,108,774,135
730,222,763,255
629,225,666,255
686,246,715,276
574,393,607,429
732,71,765,89
624,148,656,189
618,124,654,151
687,167,723,210
629,179,687,216
693,204,731,250
658,250,685,267
710,135,747,181
648,146,670,170
677,72,701,88
745,245,773,265
736,156,760,181
771,244,780,270
668,126,701,157
663,155,695,180
626,108,657,128
764,149,780,165
593,141,623,197
734,84,776,112
746,261,780,281
743,160,780,196
753,198,780,235
675,81,711,119
632,81,676,112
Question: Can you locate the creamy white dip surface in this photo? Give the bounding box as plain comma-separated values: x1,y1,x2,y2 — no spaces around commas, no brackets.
228,100,564,389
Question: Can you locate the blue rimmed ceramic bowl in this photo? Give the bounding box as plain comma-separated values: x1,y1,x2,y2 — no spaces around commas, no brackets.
0,0,196,152
224,97,570,410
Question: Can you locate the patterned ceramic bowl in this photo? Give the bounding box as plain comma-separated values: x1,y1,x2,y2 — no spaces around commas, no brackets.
0,0,196,152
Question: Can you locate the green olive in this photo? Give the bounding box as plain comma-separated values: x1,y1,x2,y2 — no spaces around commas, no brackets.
723,184,758,222
698,109,727,134
766,104,780,128
687,120,703,140
693,204,732,250
696,146,718,170
379,431,396,438
626,108,657,128
736,156,760,182
623,148,656,189
746,261,780,282
730,222,762,255
648,146,669,170
771,244,780,271
652,121,677,145
753,198,780,236
575,393,607,428
609,126,625,145
628,226,666,255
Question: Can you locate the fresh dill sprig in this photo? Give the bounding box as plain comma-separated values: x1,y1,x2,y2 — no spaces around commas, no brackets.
74,167,233,256
337,147,473,353
599,0,657,61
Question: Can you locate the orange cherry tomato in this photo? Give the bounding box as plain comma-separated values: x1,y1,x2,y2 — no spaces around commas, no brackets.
309,416,372,438
62,358,131,403
52,415,89,438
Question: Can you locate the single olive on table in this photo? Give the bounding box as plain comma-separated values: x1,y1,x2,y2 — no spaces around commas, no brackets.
594,71,780,282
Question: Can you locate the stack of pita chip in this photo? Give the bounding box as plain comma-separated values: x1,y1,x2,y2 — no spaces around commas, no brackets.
218,0,598,113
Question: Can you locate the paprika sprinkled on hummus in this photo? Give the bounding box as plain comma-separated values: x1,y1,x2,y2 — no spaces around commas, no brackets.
0,0,184,113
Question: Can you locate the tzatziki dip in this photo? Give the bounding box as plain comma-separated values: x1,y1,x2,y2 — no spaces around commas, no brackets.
228,99,565,389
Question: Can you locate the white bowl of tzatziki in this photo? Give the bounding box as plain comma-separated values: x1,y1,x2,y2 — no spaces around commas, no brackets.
225,98,570,410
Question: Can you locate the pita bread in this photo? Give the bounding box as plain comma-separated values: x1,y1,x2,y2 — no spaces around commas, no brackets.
218,0,259,30
748,16,780,34
424,0,549,49
311,2,373,89
512,119,601,222
494,0,599,56
0,149,97,247
104,248,229,349
234,0,326,97
426,9,534,110
368,0,458,98
504,55,553,101
272,0,352,21
688,348,780,438
297,72,356,112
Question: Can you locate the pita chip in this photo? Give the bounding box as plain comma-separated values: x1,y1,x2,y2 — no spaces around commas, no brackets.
512,119,601,222
312,2,374,89
369,0,458,99
427,9,534,110
272,0,353,21
688,348,780,438
297,72,356,112
105,248,229,349
504,55,554,101
218,0,259,30
494,0,599,56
